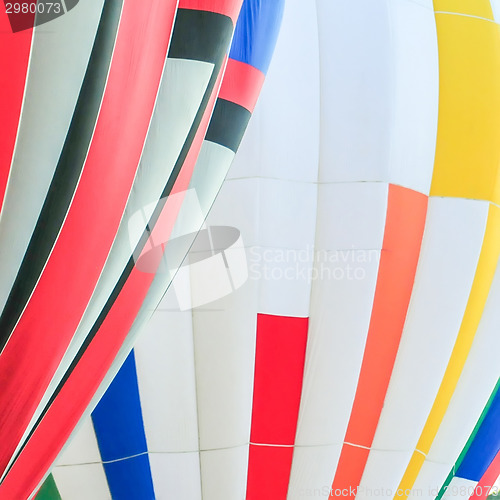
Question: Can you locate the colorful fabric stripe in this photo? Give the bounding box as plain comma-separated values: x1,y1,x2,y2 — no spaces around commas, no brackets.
0,0,122,350
229,0,284,74
27,4,231,449
92,352,154,500
330,185,428,498
12,0,500,499
436,381,500,500
0,7,32,211
10,67,224,498
246,314,308,499
205,99,251,153
394,2,500,491
0,5,240,498
217,59,265,113
469,450,500,500
397,205,500,497
455,387,500,482
34,474,61,500
0,0,105,344
0,0,176,482
429,8,500,204
67,7,281,495
180,0,242,23
41,6,234,415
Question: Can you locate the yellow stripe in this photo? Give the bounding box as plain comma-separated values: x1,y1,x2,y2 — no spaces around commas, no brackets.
395,204,500,499
434,0,494,20
430,13,500,204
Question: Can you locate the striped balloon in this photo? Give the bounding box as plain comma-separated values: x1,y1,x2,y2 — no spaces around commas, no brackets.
5,0,500,498
0,0,281,498
45,0,500,499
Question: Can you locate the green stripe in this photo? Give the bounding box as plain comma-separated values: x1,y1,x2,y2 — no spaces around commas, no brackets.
35,474,61,500
436,378,500,500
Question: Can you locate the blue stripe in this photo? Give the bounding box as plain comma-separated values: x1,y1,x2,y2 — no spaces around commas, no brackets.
456,384,500,482
92,351,155,500
230,0,285,74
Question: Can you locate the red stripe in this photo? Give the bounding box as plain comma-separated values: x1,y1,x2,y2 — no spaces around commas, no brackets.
330,184,428,499
218,58,265,112
469,450,500,500
0,0,176,477
179,0,243,24
0,8,32,211
0,65,224,500
246,313,308,499
247,446,295,500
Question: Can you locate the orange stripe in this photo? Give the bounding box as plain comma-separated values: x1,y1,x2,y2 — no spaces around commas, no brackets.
330,184,428,498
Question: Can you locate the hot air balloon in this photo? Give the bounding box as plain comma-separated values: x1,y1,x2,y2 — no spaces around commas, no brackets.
4,0,500,499
40,0,500,499
0,0,286,498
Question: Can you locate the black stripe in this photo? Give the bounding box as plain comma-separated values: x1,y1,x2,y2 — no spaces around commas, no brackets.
9,9,234,471
168,8,233,63
205,98,251,153
0,0,123,354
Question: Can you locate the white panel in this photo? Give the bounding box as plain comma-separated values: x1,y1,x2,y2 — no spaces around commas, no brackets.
258,178,317,316
52,464,110,500
412,258,500,493
316,182,388,251
52,418,109,500
56,419,102,466
359,198,489,496
294,183,387,449
204,178,261,247
316,0,438,193
253,245,315,318
356,449,414,500
193,279,257,451
259,178,317,252
316,0,393,183
227,0,320,183
187,141,235,215
201,176,318,317
200,446,249,500
175,253,234,310
388,0,438,194
149,452,202,500
287,445,342,500
0,0,104,314
294,246,381,447
134,300,199,453
410,460,455,500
